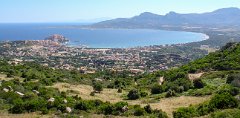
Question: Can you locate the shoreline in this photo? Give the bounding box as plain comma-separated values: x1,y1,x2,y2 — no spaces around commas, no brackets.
200,33,210,41
66,33,209,49
0,24,210,49
1,32,209,49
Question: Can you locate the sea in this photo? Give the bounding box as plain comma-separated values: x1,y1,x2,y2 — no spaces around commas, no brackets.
0,23,207,48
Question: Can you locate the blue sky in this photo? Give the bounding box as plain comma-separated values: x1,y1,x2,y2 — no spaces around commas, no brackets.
1,0,240,23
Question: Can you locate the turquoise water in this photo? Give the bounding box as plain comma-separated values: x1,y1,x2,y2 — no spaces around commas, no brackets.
0,23,205,48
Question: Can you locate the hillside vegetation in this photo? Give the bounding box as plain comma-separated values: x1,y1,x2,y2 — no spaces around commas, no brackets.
0,42,240,117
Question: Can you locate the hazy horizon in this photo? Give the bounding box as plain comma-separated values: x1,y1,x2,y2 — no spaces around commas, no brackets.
1,0,240,23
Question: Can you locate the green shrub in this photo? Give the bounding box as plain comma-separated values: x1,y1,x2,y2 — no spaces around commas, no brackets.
99,104,114,115
144,104,152,113
90,91,95,96
114,101,128,111
133,105,146,116
0,91,21,104
107,83,114,88
188,67,197,73
151,84,164,94
174,92,240,118
93,99,104,107
209,93,238,110
23,92,37,100
153,109,168,118
57,104,66,112
127,89,140,100
41,108,49,114
196,103,211,116
216,85,239,96
74,100,92,111
187,87,213,96
93,82,103,92
193,79,205,89
227,73,240,87
40,78,53,86
9,98,25,114
165,90,176,98
117,88,122,93
140,91,148,97
7,72,13,78
210,109,240,118
24,98,47,112
173,106,198,118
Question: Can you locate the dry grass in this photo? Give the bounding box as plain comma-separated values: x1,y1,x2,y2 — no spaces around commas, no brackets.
51,83,211,117
200,47,218,53
150,96,210,117
0,111,52,118
0,74,14,81
188,73,204,81
0,110,134,118
89,114,136,118
51,83,125,103
127,96,211,117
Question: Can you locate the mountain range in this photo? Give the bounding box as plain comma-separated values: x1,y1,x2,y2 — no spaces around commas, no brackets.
89,7,240,29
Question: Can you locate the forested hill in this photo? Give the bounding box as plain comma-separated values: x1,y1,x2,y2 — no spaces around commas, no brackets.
168,42,240,118
159,42,240,87
184,42,240,72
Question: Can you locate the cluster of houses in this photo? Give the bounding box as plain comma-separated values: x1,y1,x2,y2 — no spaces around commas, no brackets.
1,35,191,74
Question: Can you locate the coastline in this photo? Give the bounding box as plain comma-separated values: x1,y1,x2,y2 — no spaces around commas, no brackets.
201,33,210,40
0,23,210,49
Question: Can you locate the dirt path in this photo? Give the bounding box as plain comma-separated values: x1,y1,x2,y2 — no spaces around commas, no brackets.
159,77,164,85
188,73,204,81
0,74,14,81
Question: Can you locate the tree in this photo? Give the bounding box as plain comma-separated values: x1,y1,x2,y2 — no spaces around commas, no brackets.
114,80,122,88
144,104,152,113
209,93,238,110
75,101,92,111
127,89,140,100
154,109,168,118
93,83,103,92
9,99,25,114
173,106,198,118
100,104,114,115
217,85,239,96
140,91,148,97
166,90,176,98
90,91,95,96
193,79,204,89
134,106,146,116
227,73,240,87
24,98,46,112
114,102,128,111
220,42,236,51
151,84,164,94
7,69,14,78
117,88,122,93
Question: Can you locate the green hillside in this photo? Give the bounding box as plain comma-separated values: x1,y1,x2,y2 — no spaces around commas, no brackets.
0,42,240,117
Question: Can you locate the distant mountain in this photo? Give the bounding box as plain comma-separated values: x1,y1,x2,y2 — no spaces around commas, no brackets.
89,7,240,28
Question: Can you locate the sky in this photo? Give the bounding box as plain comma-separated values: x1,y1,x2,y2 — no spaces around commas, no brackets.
1,0,240,23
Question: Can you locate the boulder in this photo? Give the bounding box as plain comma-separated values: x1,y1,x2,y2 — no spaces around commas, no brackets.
66,107,72,113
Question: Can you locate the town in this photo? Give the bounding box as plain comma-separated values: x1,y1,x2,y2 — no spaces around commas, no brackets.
0,34,207,74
